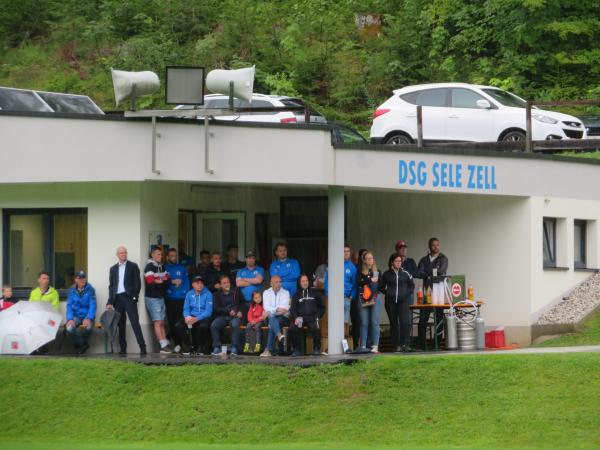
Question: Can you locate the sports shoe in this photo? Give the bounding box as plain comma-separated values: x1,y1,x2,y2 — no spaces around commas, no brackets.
173,345,182,354
211,347,222,356
243,343,250,353
260,349,272,357
313,347,321,356
290,349,302,357
230,346,238,356
371,345,379,354
254,343,261,353
160,344,174,354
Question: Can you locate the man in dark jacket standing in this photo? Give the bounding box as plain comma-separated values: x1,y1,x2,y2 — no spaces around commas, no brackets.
289,274,326,356
416,237,449,350
205,252,226,293
210,275,242,356
393,240,418,305
107,246,147,355
380,254,414,352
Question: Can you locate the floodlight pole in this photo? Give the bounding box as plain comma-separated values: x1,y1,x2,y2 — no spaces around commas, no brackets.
151,116,160,175
204,115,214,174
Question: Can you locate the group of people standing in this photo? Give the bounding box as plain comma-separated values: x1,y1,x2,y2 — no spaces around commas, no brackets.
2,237,448,356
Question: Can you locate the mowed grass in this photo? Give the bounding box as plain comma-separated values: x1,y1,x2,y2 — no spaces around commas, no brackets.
1,354,600,450
536,307,600,347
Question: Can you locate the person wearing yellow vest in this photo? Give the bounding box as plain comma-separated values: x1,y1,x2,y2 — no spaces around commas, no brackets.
29,271,60,310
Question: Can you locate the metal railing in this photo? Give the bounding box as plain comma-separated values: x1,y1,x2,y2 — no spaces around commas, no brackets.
411,101,600,153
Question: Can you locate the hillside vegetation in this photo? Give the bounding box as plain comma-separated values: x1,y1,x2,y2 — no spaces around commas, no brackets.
1,0,600,131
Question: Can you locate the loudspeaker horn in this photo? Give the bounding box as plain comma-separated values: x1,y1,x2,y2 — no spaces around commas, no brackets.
111,68,160,107
205,66,255,103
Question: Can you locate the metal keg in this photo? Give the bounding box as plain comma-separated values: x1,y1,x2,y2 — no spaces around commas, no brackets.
445,315,458,350
457,320,477,351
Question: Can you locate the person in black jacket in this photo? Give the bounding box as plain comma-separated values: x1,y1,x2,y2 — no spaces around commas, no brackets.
209,275,242,356
106,246,147,355
289,274,326,356
380,253,414,352
416,237,449,349
391,240,418,305
205,252,226,293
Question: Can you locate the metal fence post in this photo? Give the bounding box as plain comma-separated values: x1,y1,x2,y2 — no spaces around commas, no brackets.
526,101,532,153
417,105,423,148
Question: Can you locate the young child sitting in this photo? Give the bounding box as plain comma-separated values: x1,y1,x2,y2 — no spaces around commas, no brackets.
0,285,15,311
243,291,264,354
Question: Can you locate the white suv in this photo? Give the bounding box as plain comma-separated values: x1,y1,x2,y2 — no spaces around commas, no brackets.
370,83,586,144
175,93,326,124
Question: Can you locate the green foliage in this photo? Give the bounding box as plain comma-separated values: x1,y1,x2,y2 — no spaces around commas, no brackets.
2,355,600,449
1,0,600,123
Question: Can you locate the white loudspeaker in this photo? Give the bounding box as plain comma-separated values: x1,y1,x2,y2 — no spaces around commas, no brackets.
111,68,160,107
205,66,255,103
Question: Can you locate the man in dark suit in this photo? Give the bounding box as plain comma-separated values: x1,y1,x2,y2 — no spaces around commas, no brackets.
106,246,147,355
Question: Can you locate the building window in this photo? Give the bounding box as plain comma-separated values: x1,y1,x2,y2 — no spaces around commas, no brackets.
574,220,587,269
3,209,87,297
543,217,556,267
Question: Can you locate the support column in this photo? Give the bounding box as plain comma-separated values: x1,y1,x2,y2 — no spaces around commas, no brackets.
327,185,345,355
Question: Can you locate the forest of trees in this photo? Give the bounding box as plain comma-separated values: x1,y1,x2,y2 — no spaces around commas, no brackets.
1,0,599,131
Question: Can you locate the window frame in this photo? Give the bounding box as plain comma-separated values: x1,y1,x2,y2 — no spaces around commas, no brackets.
543,217,557,268
574,219,587,269
2,208,87,299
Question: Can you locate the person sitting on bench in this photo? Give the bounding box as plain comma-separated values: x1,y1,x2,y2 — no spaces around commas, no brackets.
289,274,325,356
210,275,242,356
176,275,213,355
260,275,290,357
65,270,97,354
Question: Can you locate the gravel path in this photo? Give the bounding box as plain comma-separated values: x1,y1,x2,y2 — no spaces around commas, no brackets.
537,272,600,325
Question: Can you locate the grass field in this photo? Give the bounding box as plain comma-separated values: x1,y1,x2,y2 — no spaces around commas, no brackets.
536,307,600,347
1,354,600,450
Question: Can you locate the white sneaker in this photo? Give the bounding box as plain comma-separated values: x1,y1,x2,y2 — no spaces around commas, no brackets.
260,349,272,357
371,345,379,354
174,345,181,354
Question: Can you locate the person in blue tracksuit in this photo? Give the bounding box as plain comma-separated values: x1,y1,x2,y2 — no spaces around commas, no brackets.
236,250,265,324
269,242,301,296
165,248,190,351
65,270,97,353
175,275,213,354
324,245,357,340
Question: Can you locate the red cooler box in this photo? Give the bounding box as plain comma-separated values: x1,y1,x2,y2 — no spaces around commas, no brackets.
485,328,506,348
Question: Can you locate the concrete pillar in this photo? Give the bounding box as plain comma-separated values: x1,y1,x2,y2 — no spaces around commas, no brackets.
327,185,345,355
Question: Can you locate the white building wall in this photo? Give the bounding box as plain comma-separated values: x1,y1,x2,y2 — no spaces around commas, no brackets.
529,196,600,321
0,182,143,317
346,190,533,345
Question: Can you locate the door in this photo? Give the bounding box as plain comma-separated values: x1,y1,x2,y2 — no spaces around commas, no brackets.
411,88,449,141
447,88,495,141
196,212,245,258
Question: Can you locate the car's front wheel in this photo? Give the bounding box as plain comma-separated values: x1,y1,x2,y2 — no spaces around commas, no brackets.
500,130,526,142
385,133,414,145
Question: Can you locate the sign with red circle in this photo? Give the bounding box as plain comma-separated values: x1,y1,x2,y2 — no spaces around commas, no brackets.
451,283,462,298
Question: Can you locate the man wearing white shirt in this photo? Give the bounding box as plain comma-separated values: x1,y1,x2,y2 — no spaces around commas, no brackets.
260,275,290,357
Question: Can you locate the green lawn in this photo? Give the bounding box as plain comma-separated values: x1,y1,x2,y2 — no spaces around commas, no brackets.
536,307,600,347
1,355,600,450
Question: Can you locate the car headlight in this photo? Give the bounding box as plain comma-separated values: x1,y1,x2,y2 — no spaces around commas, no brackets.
533,114,558,124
